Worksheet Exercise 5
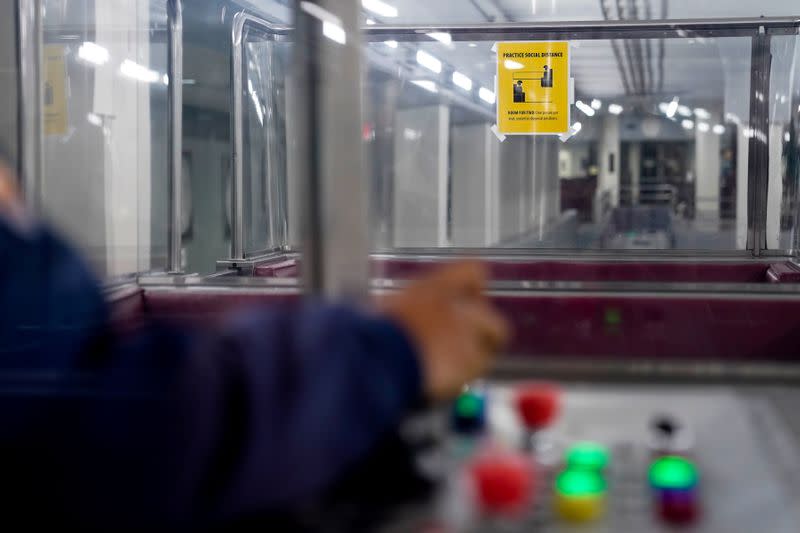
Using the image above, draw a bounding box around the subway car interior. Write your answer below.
[3,0,800,530]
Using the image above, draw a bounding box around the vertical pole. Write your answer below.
[16,0,43,210]
[747,28,771,256]
[167,0,184,272]
[231,13,246,260]
[293,0,368,297]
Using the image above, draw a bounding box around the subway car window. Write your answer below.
[769,33,800,250]
[367,36,757,251]
[38,0,170,278]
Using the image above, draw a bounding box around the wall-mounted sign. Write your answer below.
[496,41,570,135]
[44,45,68,136]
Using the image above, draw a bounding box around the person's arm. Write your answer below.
[0,157,508,529]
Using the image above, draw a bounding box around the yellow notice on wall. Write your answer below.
[44,45,68,136]
[496,41,570,135]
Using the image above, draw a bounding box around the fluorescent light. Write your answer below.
[403,128,422,141]
[786,132,791,142]
[322,21,346,44]
[468,43,477,48]
[678,105,692,117]
[504,59,524,70]
[694,107,711,120]
[411,79,437,93]
[416,50,442,73]
[573,121,583,132]
[384,40,398,49]
[590,99,602,110]
[575,100,595,117]
[681,119,694,130]
[162,74,169,86]
[479,87,496,104]
[362,0,398,17]
[608,103,623,115]
[725,112,741,125]
[78,42,109,66]
[712,124,726,135]
[697,122,710,133]
[120,59,160,83]
[428,32,452,46]
[86,113,103,127]
[452,71,473,92]
[666,98,679,118]
[658,102,669,113]
[532,0,537,13]
[366,18,376,25]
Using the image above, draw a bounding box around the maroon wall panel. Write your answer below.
[118,289,800,362]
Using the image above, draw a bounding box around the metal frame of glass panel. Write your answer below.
[223,16,799,269]
[167,0,184,273]
[228,13,290,262]
[15,0,186,272]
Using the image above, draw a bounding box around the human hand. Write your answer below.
[380,262,510,403]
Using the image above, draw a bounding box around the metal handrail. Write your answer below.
[362,16,800,41]
[16,0,43,209]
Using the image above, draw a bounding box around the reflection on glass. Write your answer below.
[768,35,800,250]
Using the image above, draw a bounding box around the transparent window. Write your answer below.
[39,0,170,278]
[366,35,754,251]
[241,27,291,256]
[768,34,800,251]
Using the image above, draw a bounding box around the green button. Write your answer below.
[649,456,698,490]
[455,392,483,419]
[556,468,607,497]
[565,442,610,471]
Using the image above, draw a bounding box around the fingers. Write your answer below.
[459,300,511,360]
[0,162,20,209]
[422,261,488,299]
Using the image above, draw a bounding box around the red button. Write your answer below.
[515,383,561,431]
[470,453,535,516]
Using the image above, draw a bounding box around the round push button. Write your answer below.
[565,442,610,472]
[452,390,486,434]
[470,453,535,516]
[554,469,606,523]
[515,383,561,431]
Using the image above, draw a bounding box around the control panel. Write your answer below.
[385,384,800,533]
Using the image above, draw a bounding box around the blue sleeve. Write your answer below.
[0,221,423,528]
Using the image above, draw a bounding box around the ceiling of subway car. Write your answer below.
[357,0,798,119]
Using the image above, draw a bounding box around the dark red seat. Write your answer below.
[766,262,800,283]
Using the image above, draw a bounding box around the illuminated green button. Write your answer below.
[556,469,607,497]
[565,442,610,471]
[455,392,483,419]
[649,456,698,490]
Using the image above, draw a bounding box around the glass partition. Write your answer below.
[768,34,800,251]
[240,26,291,256]
[365,34,755,252]
[39,0,171,278]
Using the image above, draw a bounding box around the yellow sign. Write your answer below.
[44,45,68,136]
[496,41,570,135]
